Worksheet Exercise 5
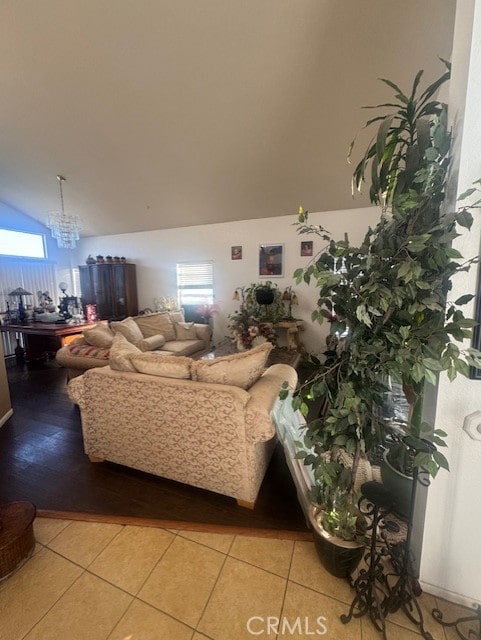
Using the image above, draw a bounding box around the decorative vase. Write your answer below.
[380,449,412,519]
[311,508,364,578]
[255,288,275,306]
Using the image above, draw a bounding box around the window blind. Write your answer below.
[176,261,214,306]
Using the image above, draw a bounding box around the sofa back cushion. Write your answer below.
[131,353,193,379]
[191,342,272,389]
[109,333,142,372]
[175,321,196,340]
[133,312,177,341]
[83,323,115,347]
[110,317,144,344]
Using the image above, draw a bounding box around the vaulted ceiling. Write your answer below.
[0,1,456,238]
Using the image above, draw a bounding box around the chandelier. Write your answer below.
[47,175,81,249]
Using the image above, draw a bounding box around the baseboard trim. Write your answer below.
[36,509,312,541]
[420,579,481,610]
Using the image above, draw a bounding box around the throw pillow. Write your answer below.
[168,310,185,324]
[133,312,176,341]
[109,333,141,372]
[110,317,144,344]
[68,344,110,360]
[136,334,166,352]
[131,353,193,379]
[83,323,115,348]
[175,321,196,340]
[191,342,273,389]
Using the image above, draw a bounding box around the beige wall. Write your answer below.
[72,205,381,353]
[420,0,481,608]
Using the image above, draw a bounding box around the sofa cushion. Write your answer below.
[83,323,115,348]
[109,333,141,372]
[133,312,176,341]
[110,317,144,344]
[162,340,206,357]
[136,334,166,352]
[131,353,193,379]
[175,321,195,340]
[191,342,273,389]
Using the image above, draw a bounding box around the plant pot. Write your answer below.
[310,508,364,578]
[380,449,412,519]
[255,288,275,306]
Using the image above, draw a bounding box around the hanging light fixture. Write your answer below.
[47,175,81,249]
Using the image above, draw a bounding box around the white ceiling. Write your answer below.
[0,1,456,238]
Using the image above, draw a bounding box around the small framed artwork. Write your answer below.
[259,243,284,277]
[231,246,242,260]
[301,240,313,256]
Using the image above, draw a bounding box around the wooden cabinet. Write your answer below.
[79,263,138,320]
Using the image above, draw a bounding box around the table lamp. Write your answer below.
[8,287,33,323]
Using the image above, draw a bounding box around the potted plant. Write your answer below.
[228,306,276,350]
[284,62,481,571]
[244,281,286,322]
[195,302,220,324]
[348,60,481,510]
[229,282,289,350]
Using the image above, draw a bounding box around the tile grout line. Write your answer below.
[43,533,201,638]
[17,548,93,640]
[193,532,236,635]
[275,537,298,640]
[123,527,178,600]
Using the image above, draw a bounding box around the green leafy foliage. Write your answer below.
[349,60,451,208]
[291,64,480,523]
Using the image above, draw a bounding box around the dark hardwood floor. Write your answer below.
[0,357,309,535]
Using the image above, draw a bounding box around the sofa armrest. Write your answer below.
[245,363,298,443]
[67,374,85,406]
[193,323,212,349]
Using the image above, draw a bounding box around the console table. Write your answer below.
[261,320,306,354]
[0,321,96,364]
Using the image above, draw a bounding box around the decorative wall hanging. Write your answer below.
[231,246,242,260]
[259,243,284,277]
[301,240,313,256]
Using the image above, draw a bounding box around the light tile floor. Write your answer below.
[0,517,476,640]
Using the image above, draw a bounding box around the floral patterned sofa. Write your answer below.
[56,310,212,378]
[68,342,298,507]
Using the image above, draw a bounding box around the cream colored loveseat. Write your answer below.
[68,343,298,507]
[56,310,212,378]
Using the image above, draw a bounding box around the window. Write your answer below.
[176,261,214,307]
[0,228,46,259]
[0,257,57,316]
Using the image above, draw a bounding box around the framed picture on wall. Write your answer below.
[259,243,284,277]
[300,240,313,256]
[231,246,242,260]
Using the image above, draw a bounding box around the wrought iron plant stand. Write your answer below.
[431,604,481,640]
[341,437,442,639]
